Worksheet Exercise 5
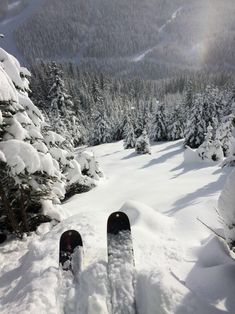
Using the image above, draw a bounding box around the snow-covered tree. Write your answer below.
[0,48,58,236]
[0,48,100,238]
[217,116,234,157]
[135,129,151,154]
[150,104,167,142]
[167,106,184,141]
[184,80,193,111]
[184,94,206,148]
[197,124,223,162]
[123,116,136,149]
[48,62,81,146]
[184,86,228,148]
[90,110,112,145]
[77,150,104,181]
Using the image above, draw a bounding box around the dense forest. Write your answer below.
[29,61,235,155]
[12,0,235,79]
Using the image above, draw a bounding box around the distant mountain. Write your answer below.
[1,0,235,79]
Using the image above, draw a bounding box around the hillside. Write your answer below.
[0,140,234,313]
[1,0,235,78]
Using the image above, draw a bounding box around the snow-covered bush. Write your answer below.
[197,124,223,162]
[135,130,151,155]
[184,146,202,163]
[77,150,104,181]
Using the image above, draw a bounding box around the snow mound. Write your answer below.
[184,146,203,163]
[120,200,173,234]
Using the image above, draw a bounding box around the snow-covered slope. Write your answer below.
[0,140,233,314]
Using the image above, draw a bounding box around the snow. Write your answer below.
[0,139,233,313]
[0,65,18,102]
[4,116,29,141]
[18,92,44,126]
[0,48,28,90]
[0,139,41,175]
[218,169,235,246]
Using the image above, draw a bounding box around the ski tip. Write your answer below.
[60,229,83,248]
[107,211,131,234]
[59,230,83,270]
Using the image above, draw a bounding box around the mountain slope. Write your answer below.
[0,0,44,64]
[1,0,235,78]
[0,140,233,313]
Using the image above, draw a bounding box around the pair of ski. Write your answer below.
[59,211,137,314]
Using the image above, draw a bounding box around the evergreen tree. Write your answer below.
[217,116,234,157]
[90,110,112,145]
[184,94,205,148]
[0,52,57,237]
[133,109,145,138]
[123,117,136,149]
[48,62,81,146]
[167,106,184,141]
[150,104,167,142]
[0,48,100,239]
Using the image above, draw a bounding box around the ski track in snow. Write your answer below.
[7,1,21,12]
[131,7,182,63]
[0,140,234,314]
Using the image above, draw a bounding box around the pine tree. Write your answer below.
[0,48,98,238]
[150,104,167,142]
[184,94,206,148]
[90,110,111,145]
[123,117,136,149]
[167,106,184,141]
[48,62,81,146]
[0,51,57,236]
[217,116,234,157]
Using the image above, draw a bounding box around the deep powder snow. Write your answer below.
[0,139,234,314]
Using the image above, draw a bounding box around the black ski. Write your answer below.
[59,230,83,274]
[107,211,137,314]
